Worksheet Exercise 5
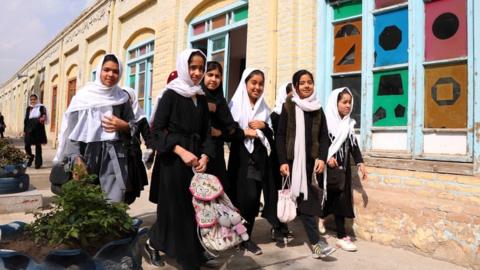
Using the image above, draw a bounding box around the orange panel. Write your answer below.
[424,63,467,128]
[333,20,362,73]
[212,15,226,30]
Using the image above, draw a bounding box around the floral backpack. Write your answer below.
[189,173,249,256]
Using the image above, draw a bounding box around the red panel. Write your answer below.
[375,0,407,9]
[425,0,467,61]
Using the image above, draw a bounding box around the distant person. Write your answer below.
[24,94,48,169]
[0,112,5,138]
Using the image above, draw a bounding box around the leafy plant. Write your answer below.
[26,169,134,248]
[0,138,27,167]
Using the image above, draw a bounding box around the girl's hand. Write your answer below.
[102,115,129,133]
[208,102,217,113]
[248,120,265,130]
[314,159,325,173]
[73,156,88,181]
[280,163,290,176]
[174,145,198,166]
[211,127,222,137]
[358,163,368,181]
[244,128,257,138]
[327,157,338,168]
[194,154,209,173]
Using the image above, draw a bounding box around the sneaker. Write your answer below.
[336,236,357,252]
[318,219,326,234]
[312,241,336,259]
[144,239,164,266]
[241,240,263,255]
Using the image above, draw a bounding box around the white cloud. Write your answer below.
[0,0,89,84]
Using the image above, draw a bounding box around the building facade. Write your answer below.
[0,0,479,268]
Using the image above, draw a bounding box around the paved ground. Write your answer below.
[0,136,468,270]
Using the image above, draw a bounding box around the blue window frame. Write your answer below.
[125,40,154,119]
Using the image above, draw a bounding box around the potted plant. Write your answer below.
[0,138,28,194]
[0,169,146,269]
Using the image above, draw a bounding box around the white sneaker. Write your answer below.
[336,236,357,252]
[318,219,326,234]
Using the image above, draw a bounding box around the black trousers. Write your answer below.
[335,215,347,239]
[299,213,324,245]
[25,142,42,167]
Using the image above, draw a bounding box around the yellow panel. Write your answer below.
[424,63,467,128]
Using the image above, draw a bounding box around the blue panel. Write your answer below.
[374,8,408,67]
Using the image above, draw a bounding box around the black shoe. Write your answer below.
[241,240,263,255]
[201,251,221,268]
[34,165,42,169]
[27,155,34,167]
[144,240,163,266]
[270,228,285,244]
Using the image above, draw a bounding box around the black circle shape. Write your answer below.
[432,12,459,40]
[379,26,402,51]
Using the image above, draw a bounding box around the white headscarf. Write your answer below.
[164,49,206,98]
[229,68,271,153]
[53,54,129,162]
[122,86,146,123]
[290,82,321,200]
[272,82,291,115]
[321,87,356,206]
[149,49,206,123]
[325,87,356,160]
[28,94,49,125]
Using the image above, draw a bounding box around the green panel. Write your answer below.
[212,38,225,51]
[333,2,362,20]
[234,6,248,22]
[372,68,408,126]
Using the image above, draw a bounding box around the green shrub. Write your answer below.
[27,172,134,248]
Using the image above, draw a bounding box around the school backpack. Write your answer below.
[189,172,249,256]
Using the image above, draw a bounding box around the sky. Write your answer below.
[0,0,96,84]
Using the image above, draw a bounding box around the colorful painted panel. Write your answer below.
[193,23,205,36]
[375,0,407,9]
[234,6,248,22]
[374,8,408,67]
[333,19,362,73]
[424,63,467,128]
[332,75,361,128]
[212,15,226,30]
[425,0,467,61]
[372,69,408,126]
[333,1,362,21]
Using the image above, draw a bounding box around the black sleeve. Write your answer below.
[137,118,151,147]
[317,109,330,162]
[275,104,288,165]
[24,108,29,132]
[351,137,364,165]
[148,91,181,154]
[199,99,215,159]
[270,112,279,135]
[40,106,47,117]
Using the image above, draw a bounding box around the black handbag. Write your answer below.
[327,166,346,192]
[49,163,72,195]
[326,141,349,192]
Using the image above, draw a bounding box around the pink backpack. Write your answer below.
[189,173,249,256]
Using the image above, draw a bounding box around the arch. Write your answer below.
[185,0,238,23]
[123,27,155,50]
[66,64,78,79]
[51,74,59,84]
[89,50,106,64]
